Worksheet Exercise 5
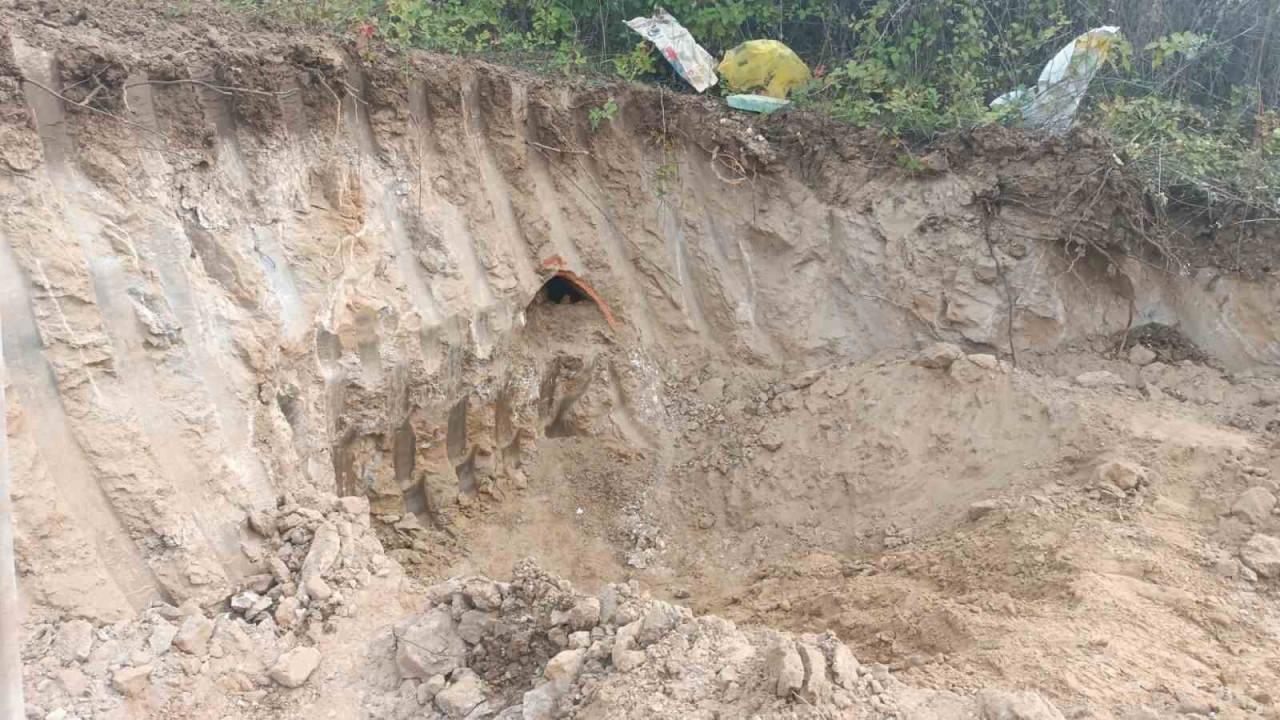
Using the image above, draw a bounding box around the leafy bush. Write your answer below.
[226,0,1280,215]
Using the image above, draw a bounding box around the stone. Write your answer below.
[247,510,277,537]
[457,610,495,645]
[268,557,292,584]
[462,578,504,611]
[967,354,1000,371]
[797,642,830,702]
[111,665,152,697]
[396,609,467,679]
[173,614,214,656]
[275,597,301,629]
[612,621,646,672]
[230,591,261,613]
[637,604,681,646]
[1239,534,1280,578]
[53,620,94,663]
[244,573,275,594]
[1232,487,1278,524]
[148,620,177,656]
[913,342,964,369]
[56,666,89,697]
[765,638,804,698]
[434,669,486,718]
[269,646,321,688]
[1128,345,1158,366]
[339,495,370,516]
[976,689,1066,719]
[1095,460,1148,492]
[566,597,601,631]
[758,426,785,452]
[568,631,591,649]
[300,523,341,588]
[522,683,558,720]
[1075,370,1126,388]
[949,356,992,384]
[304,575,333,602]
[544,648,586,690]
[830,642,860,689]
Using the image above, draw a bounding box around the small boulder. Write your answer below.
[339,495,370,516]
[230,591,261,613]
[967,354,1001,371]
[148,620,177,656]
[1240,534,1280,578]
[53,620,95,663]
[697,377,726,403]
[1075,370,1126,388]
[1128,345,1157,366]
[566,597,601,631]
[544,648,586,690]
[797,642,830,703]
[830,642,860,689]
[457,610,495,645]
[173,614,214,656]
[913,342,964,369]
[299,523,341,587]
[269,646,321,688]
[275,597,301,629]
[112,665,153,697]
[1232,487,1278,525]
[396,609,467,679]
[434,669,486,718]
[462,578,504,611]
[1095,460,1148,492]
[304,575,333,602]
[968,500,1003,521]
[765,638,804,698]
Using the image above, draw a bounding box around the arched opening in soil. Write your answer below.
[531,270,617,328]
[541,274,587,304]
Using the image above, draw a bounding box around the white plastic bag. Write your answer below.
[626,8,718,93]
[992,26,1121,134]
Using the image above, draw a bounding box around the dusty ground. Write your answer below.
[2,1,1280,719]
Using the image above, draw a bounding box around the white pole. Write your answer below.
[0,312,25,718]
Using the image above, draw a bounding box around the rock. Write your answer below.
[1128,345,1157,366]
[1239,534,1280,578]
[396,609,467,679]
[797,642,830,702]
[269,646,321,688]
[697,377,726,402]
[53,620,94,663]
[1095,460,1148,492]
[247,510,277,537]
[565,597,601,631]
[522,683,558,720]
[275,597,301,629]
[638,602,683,644]
[830,642,860,689]
[544,648,586,689]
[765,638,804,698]
[173,614,214,656]
[148,620,177,656]
[611,621,646,672]
[976,689,1066,719]
[434,669,486,718]
[967,500,1003,521]
[1075,370,1126,388]
[268,557,292,584]
[230,591,261,613]
[300,523,341,587]
[967,354,1000,371]
[457,610,495,645]
[949,355,993,383]
[462,578,504,611]
[568,631,591,649]
[304,575,333,602]
[56,666,89,697]
[1232,487,1278,524]
[758,426,785,452]
[913,342,964,369]
[339,495,370,516]
[111,665,152,697]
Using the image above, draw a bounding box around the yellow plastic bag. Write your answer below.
[717,40,811,99]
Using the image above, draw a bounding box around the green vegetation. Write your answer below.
[588,97,619,131]
[228,0,1280,218]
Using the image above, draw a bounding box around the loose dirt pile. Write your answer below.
[2,2,1280,719]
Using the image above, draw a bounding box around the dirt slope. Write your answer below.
[2,2,1280,719]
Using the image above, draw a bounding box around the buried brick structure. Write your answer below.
[536,255,619,329]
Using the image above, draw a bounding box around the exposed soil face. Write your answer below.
[2,3,1280,720]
